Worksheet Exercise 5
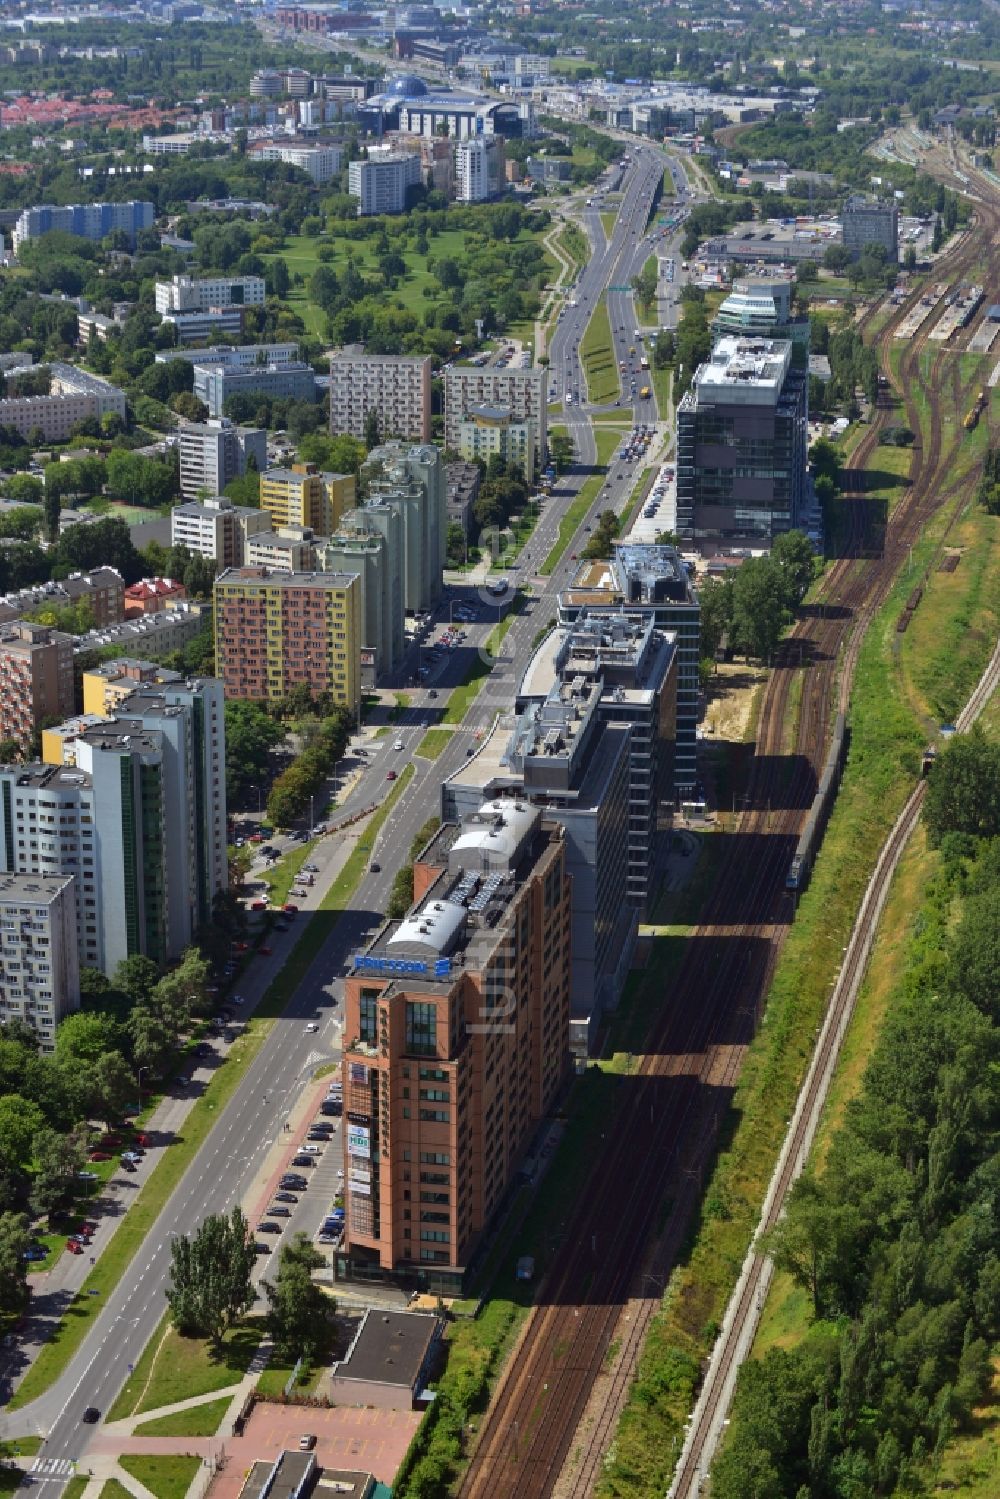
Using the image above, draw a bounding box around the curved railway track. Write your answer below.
[456,201,1000,1499]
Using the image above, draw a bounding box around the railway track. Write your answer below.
[456,203,1000,1499]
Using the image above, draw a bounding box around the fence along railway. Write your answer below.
[455,195,1000,1499]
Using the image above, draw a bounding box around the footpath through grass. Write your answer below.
[119,1455,200,1499]
[540,427,620,575]
[134,1395,233,1438]
[580,295,620,405]
[596,481,983,1496]
[108,1321,258,1421]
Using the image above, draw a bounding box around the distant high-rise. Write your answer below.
[675,336,808,549]
[841,195,898,263]
[13,201,154,253]
[348,152,421,215]
[328,349,432,443]
[178,418,267,501]
[154,274,266,315]
[318,519,405,680]
[361,442,446,614]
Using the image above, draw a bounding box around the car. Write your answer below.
[250,899,267,911]
[82,1408,101,1424]
[69,1233,91,1246]
[301,1143,323,1155]
[80,1220,98,1234]
[283,903,298,914]
[305,1022,319,1034]
[176,1074,191,1087]
[299,1435,317,1452]
[428,688,439,699]
[89,1150,111,1162]
[121,1160,138,1172]
[290,1154,315,1168]
[308,1131,331,1142]
[267,1205,292,1217]
[23,1245,47,1261]
[320,1101,341,1116]
[231,995,246,1006]
[386,770,397,781]
[253,1242,272,1255]
[311,1118,334,1130]
[370,861,381,873]
[274,1190,298,1203]
[303,863,319,873]
[257,1221,282,1234]
[393,738,404,751]
[259,944,273,956]
[66,1240,84,1254]
[75,1170,98,1182]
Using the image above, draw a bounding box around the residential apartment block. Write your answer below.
[158,344,300,373]
[0,568,124,630]
[214,567,362,714]
[339,800,571,1292]
[329,349,432,443]
[81,657,187,718]
[259,464,355,534]
[0,364,127,444]
[0,622,75,750]
[318,520,405,680]
[841,195,898,263]
[155,275,267,315]
[161,309,245,345]
[457,405,535,482]
[177,418,268,500]
[444,365,548,467]
[171,495,271,567]
[0,873,79,1048]
[348,152,421,215]
[252,140,343,183]
[13,200,154,254]
[454,137,505,202]
[360,442,446,614]
[245,527,317,573]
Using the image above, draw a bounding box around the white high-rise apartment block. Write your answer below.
[454,137,504,202]
[348,153,421,216]
[0,873,79,1049]
[329,349,432,442]
[171,496,270,567]
[155,274,266,316]
[254,141,343,183]
[178,418,268,500]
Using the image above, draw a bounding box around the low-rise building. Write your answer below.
[0,364,127,444]
[193,360,316,419]
[244,527,317,573]
[155,274,266,315]
[124,577,187,617]
[444,365,548,467]
[161,308,245,344]
[75,604,208,661]
[0,568,124,629]
[328,1310,443,1409]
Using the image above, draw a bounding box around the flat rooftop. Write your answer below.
[0,872,73,904]
[693,336,792,399]
[333,1310,439,1392]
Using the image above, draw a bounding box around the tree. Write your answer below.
[760,1174,862,1319]
[113,954,160,1008]
[0,1211,31,1314]
[55,1010,122,1065]
[30,1127,86,1222]
[0,1095,45,1168]
[224,700,283,802]
[152,948,213,1021]
[924,732,1000,843]
[949,888,1000,1021]
[91,1052,135,1129]
[729,558,788,662]
[549,432,574,473]
[166,1207,257,1346]
[263,1233,331,1359]
[770,531,816,606]
[823,243,851,272]
[698,576,733,661]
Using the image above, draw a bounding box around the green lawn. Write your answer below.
[651,363,672,424]
[134,1396,233,1438]
[580,295,620,405]
[601,210,618,240]
[442,611,517,725]
[416,728,453,759]
[108,1322,259,1422]
[540,427,621,575]
[119,1456,201,1499]
[98,1483,133,1499]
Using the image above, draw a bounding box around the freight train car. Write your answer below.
[786,712,849,893]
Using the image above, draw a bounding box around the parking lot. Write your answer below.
[208,1403,422,1499]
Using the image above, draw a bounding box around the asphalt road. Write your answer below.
[1,144,691,1486]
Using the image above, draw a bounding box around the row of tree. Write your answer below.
[266,707,353,831]
[714,737,1000,1497]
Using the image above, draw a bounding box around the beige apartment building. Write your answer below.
[0,621,75,749]
[329,349,432,443]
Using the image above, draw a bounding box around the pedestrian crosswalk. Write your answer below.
[28,1458,76,1481]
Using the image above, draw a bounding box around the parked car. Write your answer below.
[267,1206,292,1218]
[257,1221,282,1235]
[82,1408,100,1424]
[274,1191,298,1204]
[66,1240,84,1254]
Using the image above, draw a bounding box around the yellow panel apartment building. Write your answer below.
[213,566,362,715]
[258,464,355,535]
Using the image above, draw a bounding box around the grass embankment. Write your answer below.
[442,608,519,725]
[580,295,620,405]
[651,363,672,425]
[107,1319,259,1422]
[98,1482,132,1499]
[596,479,991,1495]
[415,728,453,759]
[601,210,618,240]
[557,221,589,278]
[540,427,621,575]
[118,1455,201,1499]
[636,254,658,323]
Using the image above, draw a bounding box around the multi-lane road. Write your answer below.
[1,142,697,1488]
